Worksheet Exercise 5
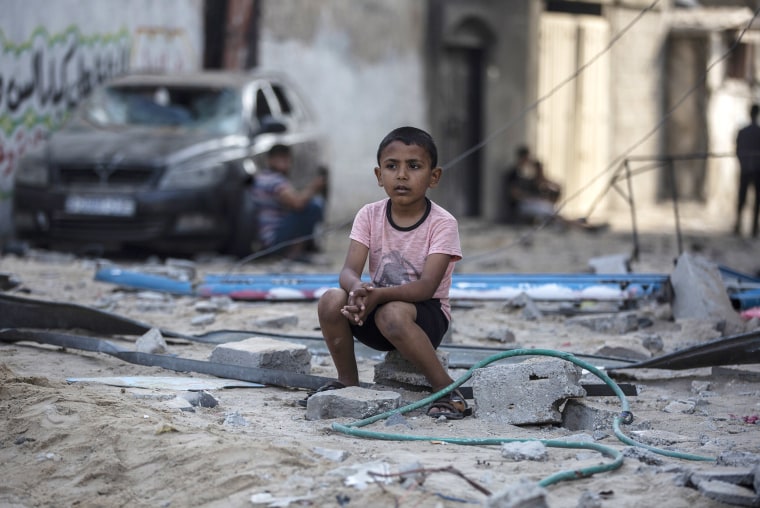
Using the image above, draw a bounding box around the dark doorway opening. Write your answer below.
[439,46,484,217]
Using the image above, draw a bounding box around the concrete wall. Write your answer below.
[606,2,668,215]
[0,0,204,240]
[258,0,428,225]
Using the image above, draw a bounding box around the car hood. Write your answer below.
[46,125,247,166]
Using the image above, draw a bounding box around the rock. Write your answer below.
[567,312,640,335]
[305,386,400,421]
[135,327,167,354]
[485,480,548,508]
[472,358,585,425]
[670,252,744,335]
[373,350,449,390]
[486,328,517,343]
[500,441,548,461]
[210,336,312,374]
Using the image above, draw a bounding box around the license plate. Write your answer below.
[65,195,136,217]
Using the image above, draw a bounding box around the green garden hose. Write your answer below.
[331,348,714,490]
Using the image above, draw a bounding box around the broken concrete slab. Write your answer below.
[373,350,449,391]
[484,480,549,508]
[562,399,619,432]
[251,312,299,329]
[694,479,759,507]
[209,336,312,374]
[717,451,760,468]
[472,358,585,425]
[566,312,641,335]
[500,441,548,461]
[305,386,400,420]
[670,252,745,335]
[311,446,350,462]
[690,467,757,488]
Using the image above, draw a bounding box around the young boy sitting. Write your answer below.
[314,126,470,419]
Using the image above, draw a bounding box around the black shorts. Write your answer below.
[349,299,449,352]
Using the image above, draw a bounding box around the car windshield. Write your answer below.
[83,84,243,135]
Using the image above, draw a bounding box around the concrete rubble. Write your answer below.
[671,252,746,335]
[209,336,312,374]
[373,349,449,390]
[305,386,401,421]
[471,358,586,425]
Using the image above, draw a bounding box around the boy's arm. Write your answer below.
[339,240,369,292]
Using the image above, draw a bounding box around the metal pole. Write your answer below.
[624,160,640,262]
[667,158,683,256]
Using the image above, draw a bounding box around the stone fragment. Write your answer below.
[717,451,760,468]
[484,480,548,508]
[670,252,744,334]
[694,479,758,507]
[486,328,517,344]
[562,399,619,432]
[312,446,350,462]
[566,312,640,335]
[373,350,449,390]
[305,386,400,421]
[500,441,548,461]
[135,327,167,354]
[191,314,216,327]
[210,336,311,374]
[576,490,603,508]
[690,467,756,488]
[251,312,299,329]
[183,390,218,408]
[640,333,664,354]
[663,399,696,414]
[622,446,664,466]
[223,411,249,427]
[472,358,585,425]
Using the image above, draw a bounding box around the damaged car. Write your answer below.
[12,71,324,256]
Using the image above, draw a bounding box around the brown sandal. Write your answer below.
[426,389,472,420]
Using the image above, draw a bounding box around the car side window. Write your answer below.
[255,88,272,120]
[271,84,292,115]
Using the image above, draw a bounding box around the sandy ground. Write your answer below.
[2,205,760,507]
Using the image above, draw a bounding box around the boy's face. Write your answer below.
[374,141,441,207]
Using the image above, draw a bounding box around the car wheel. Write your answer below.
[225,190,258,258]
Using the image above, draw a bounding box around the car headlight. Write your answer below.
[14,157,49,187]
[159,161,228,189]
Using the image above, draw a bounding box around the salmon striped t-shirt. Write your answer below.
[349,198,462,321]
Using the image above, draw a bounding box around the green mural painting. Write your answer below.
[0,25,131,194]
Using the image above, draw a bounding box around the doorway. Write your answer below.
[436,46,485,218]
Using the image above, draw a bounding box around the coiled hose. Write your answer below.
[331,348,714,488]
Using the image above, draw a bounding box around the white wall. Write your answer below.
[258,0,428,225]
[0,0,204,239]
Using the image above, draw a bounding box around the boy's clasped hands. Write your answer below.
[340,283,376,326]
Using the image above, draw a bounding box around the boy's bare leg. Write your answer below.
[373,301,454,392]
[317,288,360,387]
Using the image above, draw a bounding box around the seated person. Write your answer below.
[252,144,327,260]
[504,146,561,224]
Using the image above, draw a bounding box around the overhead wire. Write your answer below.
[461,3,760,266]
[235,0,664,268]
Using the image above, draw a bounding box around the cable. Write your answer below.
[330,349,714,492]
[233,2,663,267]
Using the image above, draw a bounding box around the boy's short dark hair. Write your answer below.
[268,144,291,158]
[377,126,438,168]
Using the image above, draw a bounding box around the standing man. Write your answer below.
[735,104,760,237]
